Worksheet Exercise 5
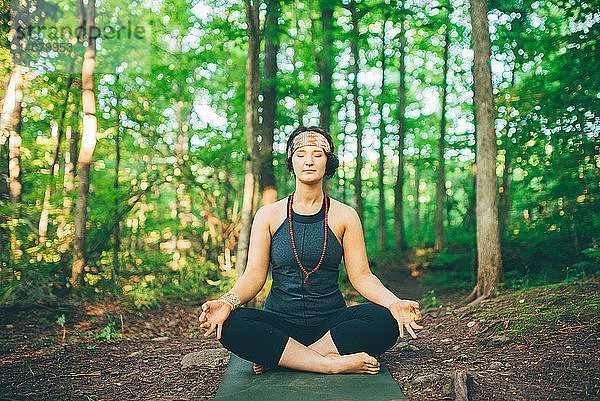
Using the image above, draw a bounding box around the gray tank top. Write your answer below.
[263,194,347,327]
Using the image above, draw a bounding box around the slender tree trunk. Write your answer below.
[236,0,261,278]
[498,66,516,237]
[112,76,122,279]
[317,0,334,133]
[174,101,188,275]
[435,31,450,251]
[259,0,280,207]
[72,0,97,287]
[39,76,74,243]
[38,121,60,245]
[293,0,305,126]
[350,0,364,222]
[394,21,408,252]
[498,124,512,237]
[378,21,387,250]
[1,66,24,263]
[340,109,348,203]
[467,0,504,301]
[413,160,421,246]
[57,98,80,251]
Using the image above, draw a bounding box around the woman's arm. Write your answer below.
[225,205,272,304]
[342,207,423,338]
[341,207,402,308]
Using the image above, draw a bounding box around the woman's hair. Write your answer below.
[286,126,339,178]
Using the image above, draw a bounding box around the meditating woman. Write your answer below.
[199,126,423,375]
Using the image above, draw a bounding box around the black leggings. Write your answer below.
[219,303,400,367]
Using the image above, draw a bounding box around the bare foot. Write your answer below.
[252,362,274,375]
[326,352,380,375]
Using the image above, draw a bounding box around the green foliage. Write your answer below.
[0,264,58,306]
[0,0,597,308]
[95,315,121,341]
[420,289,440,310]
[56,314,66,343]
[564,238,600,282]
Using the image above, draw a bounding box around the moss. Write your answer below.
[472,281,600,339]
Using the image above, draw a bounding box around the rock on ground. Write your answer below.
[181,348,231,368]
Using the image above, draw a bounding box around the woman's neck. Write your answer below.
[292,184,324,209]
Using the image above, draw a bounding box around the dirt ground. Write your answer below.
[1,278,599,400]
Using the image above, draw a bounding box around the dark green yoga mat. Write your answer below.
[211,353,408,401]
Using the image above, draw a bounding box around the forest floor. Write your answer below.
[1,267,599,400]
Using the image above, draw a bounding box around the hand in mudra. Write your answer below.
[198,300,232,340]
[388,300,424,339]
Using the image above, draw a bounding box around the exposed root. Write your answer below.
[467,294,488,308]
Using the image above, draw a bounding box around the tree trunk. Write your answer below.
[350,0,364,222]
[39,76,73,243]
[174,100,189,276]
[378,21,387,251]
[259,0,280,207]
[57,99,80,252]
[72,0,97,288]
[413,160,421,246]
[293,0,306,127]
[340,110,348,203]
[435,31,450,251]
[112,76,122,280]
[498,125,512,237]
[394,20,407,252]
[468,0,504,300]
[317,0,334,133]
[0,66,24,263]
[498,65,516,238]
[236,0,261,278]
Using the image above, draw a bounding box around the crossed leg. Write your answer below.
[253,330,341,374]
[221,304,396,375]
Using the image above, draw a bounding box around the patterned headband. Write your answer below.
[287,131,332,157]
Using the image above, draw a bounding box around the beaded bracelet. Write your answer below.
[219,291,241,310]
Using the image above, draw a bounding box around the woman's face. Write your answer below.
[291,145,327,183]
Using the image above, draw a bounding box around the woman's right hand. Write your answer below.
[198,299,232,340]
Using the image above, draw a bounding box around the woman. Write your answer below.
[199,126,423,375]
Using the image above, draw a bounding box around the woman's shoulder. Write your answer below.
[255,197,288,229]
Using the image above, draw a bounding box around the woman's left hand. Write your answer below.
[388,300,424,339]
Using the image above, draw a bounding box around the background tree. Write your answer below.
[259,0,281,207]
[467,0,504,301]
[71,0,98,287]
[236,0,262,278]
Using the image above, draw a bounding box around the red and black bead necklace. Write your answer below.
[289,190,328,286]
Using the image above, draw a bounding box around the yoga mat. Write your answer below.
[211,353,408,401]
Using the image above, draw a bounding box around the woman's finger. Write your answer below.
[399,322,405,338]
[405,323,417,339]
[204,322,216,337]
[199,311,207,322]
[410,321,424,330]
[217,322,223,340]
